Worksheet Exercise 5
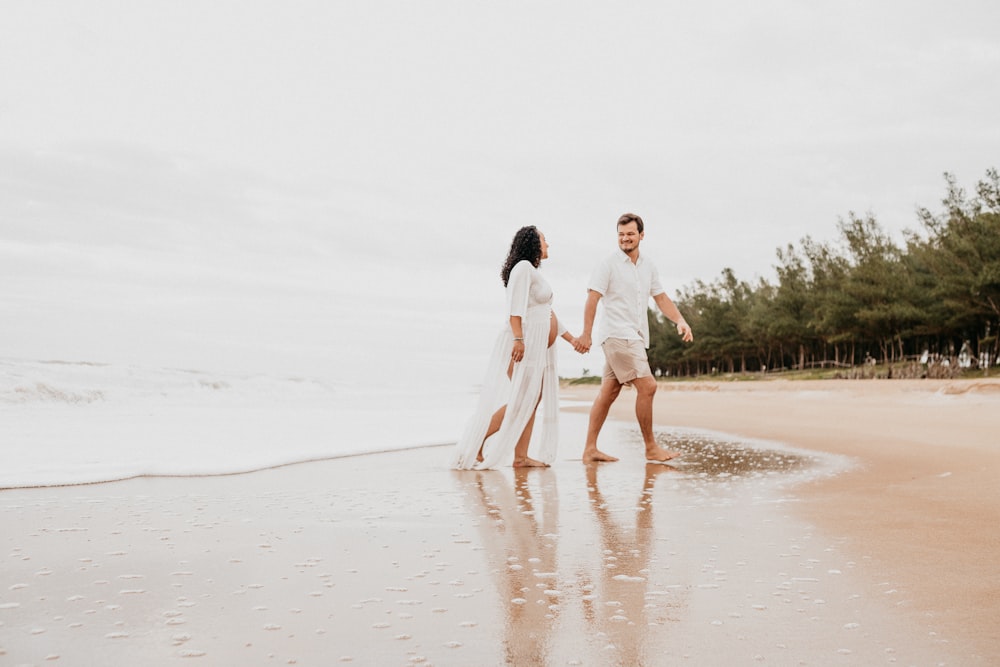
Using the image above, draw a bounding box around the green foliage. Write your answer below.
[562,375,603,385]
[653,169,1000,377]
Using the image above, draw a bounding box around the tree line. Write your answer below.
[647,169,1000,377]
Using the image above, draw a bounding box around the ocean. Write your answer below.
[1,357,470,489]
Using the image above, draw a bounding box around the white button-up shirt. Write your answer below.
[588,251,665,347]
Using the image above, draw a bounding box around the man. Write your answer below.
[577,213,694,463]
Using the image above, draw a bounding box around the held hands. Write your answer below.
[560,329,590,354]
[566,336,588,355]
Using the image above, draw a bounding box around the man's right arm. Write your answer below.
[577,289,602,353]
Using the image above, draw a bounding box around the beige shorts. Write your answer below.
[602,338,653,384]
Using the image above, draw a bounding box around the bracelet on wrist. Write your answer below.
[513,337,524,341]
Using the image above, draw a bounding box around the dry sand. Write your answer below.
[2,378,998,666]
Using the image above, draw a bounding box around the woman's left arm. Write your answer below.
[554,312,585,352]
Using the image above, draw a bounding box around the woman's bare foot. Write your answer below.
[476,446,485,463]
[513,456,549,468]
[582,448,619,463]
[645,446,681,462]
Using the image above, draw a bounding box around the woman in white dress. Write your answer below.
[451,226,581,470]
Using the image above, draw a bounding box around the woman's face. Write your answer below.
[539,231,549,260]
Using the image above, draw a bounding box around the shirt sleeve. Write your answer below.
[506,261,532,318]
[587,256,611,295]
[648,261,665,297]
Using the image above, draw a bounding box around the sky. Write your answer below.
[2,1,999,383]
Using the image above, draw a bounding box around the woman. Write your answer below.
[451,226,580,470]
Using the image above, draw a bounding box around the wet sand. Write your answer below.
[2,379,999,665]
[564,377,1000,664]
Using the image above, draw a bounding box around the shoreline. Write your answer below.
[2,378,998,664]
[0,442,457,492]
[561,377,1000,661]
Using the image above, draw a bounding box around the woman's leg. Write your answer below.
[477,358,518,461]
[512,395,544,466]
[513,338,553,467]
[476,405,506,461]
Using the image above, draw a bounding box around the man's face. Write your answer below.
[617,221,643,254]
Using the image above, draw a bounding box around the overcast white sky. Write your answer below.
[2,1,999,382]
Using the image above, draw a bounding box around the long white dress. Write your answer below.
[450,260,565,470]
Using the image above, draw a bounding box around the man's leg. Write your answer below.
[583,377,623,462]
[633,375,681,461]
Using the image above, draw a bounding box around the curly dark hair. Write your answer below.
[500,226,542,286]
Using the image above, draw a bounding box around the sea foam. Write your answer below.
[1,358,470,488]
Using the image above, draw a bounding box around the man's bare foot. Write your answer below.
[513,456,549,468]
[582,448,619,463]
[645,447,681,462]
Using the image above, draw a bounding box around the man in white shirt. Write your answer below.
[577,213,694,463]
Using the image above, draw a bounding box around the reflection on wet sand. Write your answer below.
[580,463,680,665]
[654,431,818,480]
[463,468,560,664]
[447,425,851,665]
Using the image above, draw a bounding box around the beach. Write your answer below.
[565,377,1000,664]
[3,378,999,665]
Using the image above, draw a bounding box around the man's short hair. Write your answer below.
[617,213,644,233]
